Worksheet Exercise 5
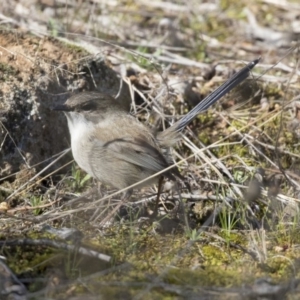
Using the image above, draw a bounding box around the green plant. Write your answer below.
[30,195,43,215]
[186,228,202,241]
[71,165,92,191]
[219,207,240,245]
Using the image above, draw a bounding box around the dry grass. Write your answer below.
[1,0,300,299]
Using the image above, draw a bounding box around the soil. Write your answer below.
[0,29,126,179]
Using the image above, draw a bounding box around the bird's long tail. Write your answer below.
[157,58,260,147]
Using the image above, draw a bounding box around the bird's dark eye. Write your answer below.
[81,102,97,111]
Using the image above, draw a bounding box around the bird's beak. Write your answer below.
[51,103,71,111]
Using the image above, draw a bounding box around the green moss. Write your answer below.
[0,62,18,80]
[166,266,246,287]
[62,41,88,54]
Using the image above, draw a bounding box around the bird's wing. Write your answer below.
[102,136,170,174]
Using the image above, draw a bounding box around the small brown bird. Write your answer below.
[53,59,259,199]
